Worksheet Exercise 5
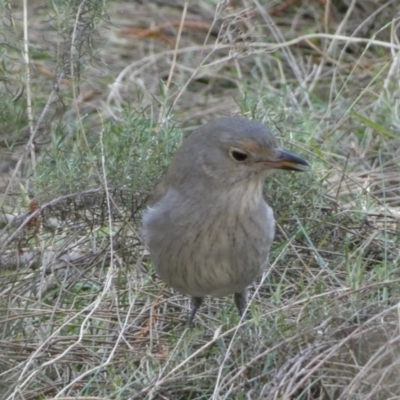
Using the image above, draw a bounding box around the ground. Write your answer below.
[1,1,400,399]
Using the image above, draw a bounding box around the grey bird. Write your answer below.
[142,117,309,323]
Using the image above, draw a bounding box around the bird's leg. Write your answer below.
[188,296,203,325]
[234,290,248,318]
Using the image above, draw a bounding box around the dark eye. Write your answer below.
[230,149,248,162]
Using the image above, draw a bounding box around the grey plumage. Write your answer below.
[142,117,309,323]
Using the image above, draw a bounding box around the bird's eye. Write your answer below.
[230,149,248,162]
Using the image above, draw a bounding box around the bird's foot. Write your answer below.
[188,296,203,325]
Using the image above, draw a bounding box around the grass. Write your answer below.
[1,0,400,399]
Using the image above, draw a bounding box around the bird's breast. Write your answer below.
[142,187,275,297]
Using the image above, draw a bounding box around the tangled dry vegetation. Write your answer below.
[1,0,400,399]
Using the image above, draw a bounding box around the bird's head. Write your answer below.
[172,117,309,189]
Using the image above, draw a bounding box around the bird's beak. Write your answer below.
[268,149,310,171]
